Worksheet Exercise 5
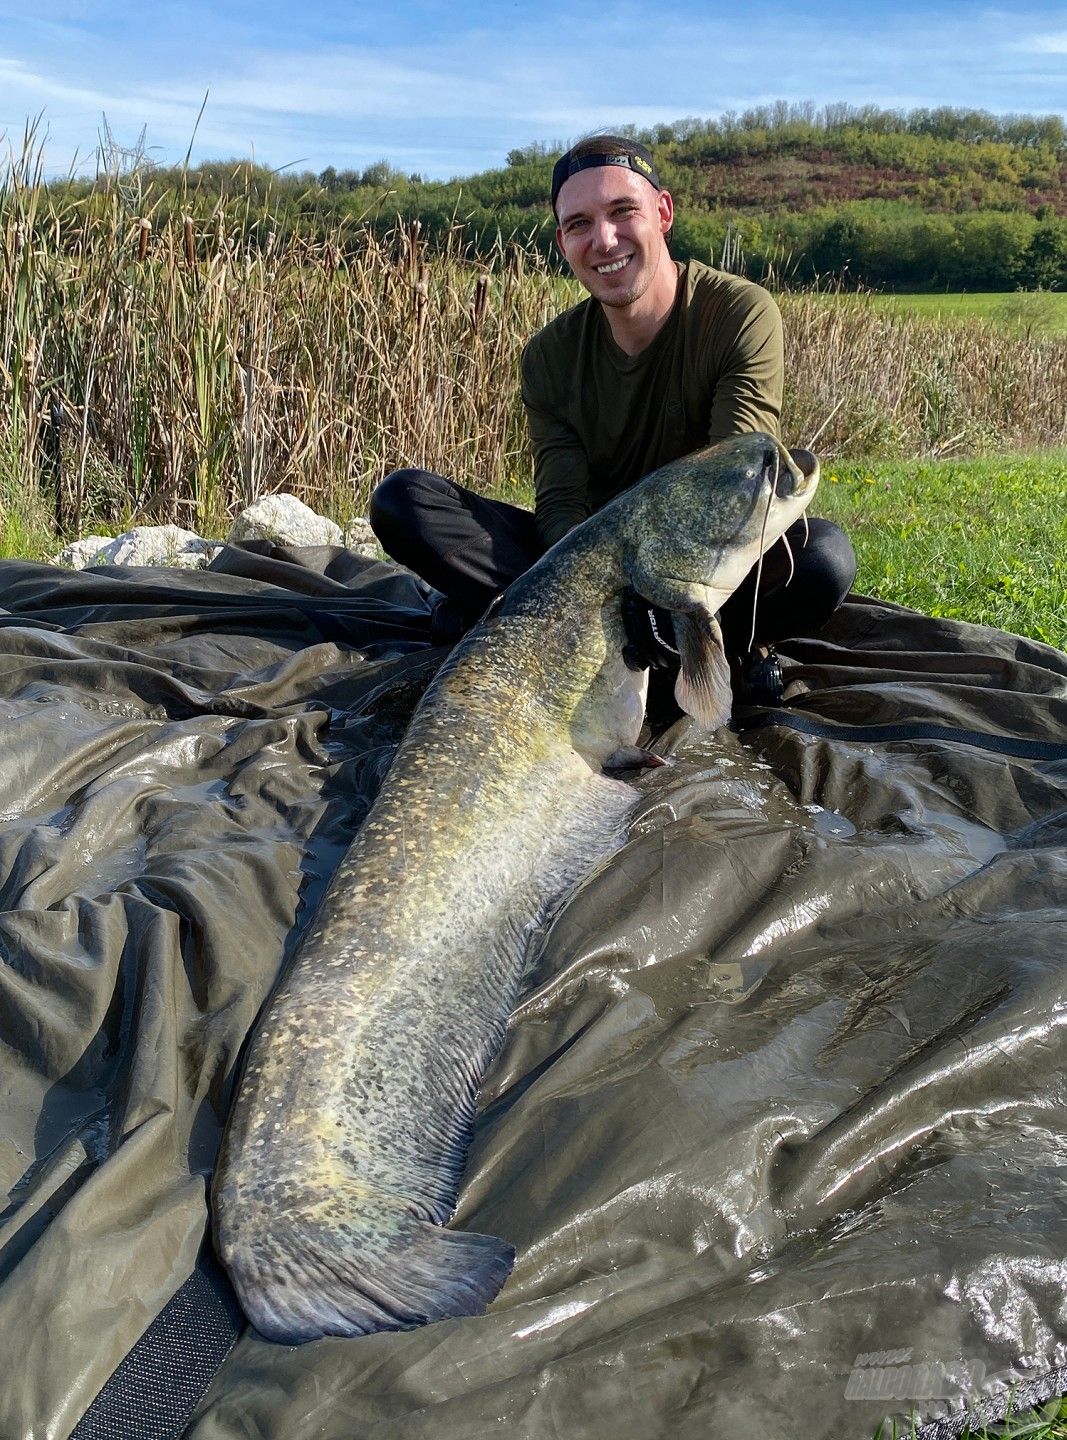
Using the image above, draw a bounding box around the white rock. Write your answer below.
[51,508,374,572]
[52,535,115,570]
[229,493,343,548]
[99,526,216,569]
[344,516,380,558]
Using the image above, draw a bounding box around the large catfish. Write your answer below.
[213,432,819,1341]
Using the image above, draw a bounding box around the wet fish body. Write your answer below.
[213,433,818,1342]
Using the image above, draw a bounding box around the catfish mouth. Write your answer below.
[771,442,819,499]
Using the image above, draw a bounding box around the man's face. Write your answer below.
[555,166,673,310]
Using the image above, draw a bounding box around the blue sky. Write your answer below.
[2,1,1067,180]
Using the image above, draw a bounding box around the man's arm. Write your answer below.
[520,343,592,549]
[705,283,784,444]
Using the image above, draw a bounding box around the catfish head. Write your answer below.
[617,432,819,729]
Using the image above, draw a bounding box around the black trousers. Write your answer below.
[370,467,857,656]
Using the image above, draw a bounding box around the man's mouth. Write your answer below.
[595,255,631,275]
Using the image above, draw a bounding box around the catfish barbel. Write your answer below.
[212,432,819,1342]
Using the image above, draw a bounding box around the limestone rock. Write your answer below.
[53,526,218,570]
[51,506,377,571]
[52,535,115,570]
[229,494,343,549]
[105,526,217,568]
[344,516,380,558]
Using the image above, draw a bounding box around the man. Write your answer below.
[370,135,855,712]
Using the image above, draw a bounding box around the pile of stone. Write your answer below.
[52,494,378,570]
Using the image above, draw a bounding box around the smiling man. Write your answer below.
[527,137,786,553]
[370,134,855,711]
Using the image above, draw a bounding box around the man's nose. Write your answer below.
[591,217,617,251]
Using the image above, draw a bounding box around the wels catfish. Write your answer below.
[213,431,819,1342]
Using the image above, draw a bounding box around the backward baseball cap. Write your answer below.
[550,137,663,216]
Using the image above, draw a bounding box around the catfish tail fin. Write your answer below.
[221,1202,515,1343]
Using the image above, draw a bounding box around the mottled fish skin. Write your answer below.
[212,433,818,1342]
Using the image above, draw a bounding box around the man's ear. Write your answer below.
[657,189,673,236]
[555,225,566,258]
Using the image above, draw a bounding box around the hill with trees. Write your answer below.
[58,103,1067,291]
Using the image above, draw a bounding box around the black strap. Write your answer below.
[734,707,1067,763]
[70,1247,243,1440]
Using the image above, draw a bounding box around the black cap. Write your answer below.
[551,138,662,216]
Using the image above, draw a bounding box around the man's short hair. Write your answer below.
[550,135,663,216]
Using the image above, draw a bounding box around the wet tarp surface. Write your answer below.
[0,545,1064,1440]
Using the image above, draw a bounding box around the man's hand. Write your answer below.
[621,586,679,671]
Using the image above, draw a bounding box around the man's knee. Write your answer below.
[797,518,857,619]
[808,519,857,599]
[369,468,444,549]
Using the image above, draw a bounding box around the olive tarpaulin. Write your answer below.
[0,544,1064,1440]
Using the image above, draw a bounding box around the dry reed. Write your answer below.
[2,143,1065,539]
[781,292,1067,458]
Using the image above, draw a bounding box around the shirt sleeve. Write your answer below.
[520,341,593,550]
[705,284,784,444]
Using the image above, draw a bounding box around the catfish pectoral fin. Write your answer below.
[222,1202,515,1343]
[673,611,733,730]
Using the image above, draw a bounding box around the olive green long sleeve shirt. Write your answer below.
[520,260,784,548]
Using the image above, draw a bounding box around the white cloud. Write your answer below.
[1011,29,1067,53]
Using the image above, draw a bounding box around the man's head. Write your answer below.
[550,136,663,218]
[552,136,674,314]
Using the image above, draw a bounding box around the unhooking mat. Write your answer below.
[0,543,1064,1440]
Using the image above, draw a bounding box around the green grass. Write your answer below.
[897,1397,1067,1440]
[815,449,1067,651]
[875,1394,1067,1439]
[866,291,1067,338]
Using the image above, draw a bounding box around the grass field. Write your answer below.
[867,290,1067,337]
[6,448,1064,656]
[889,1397,1067,1440]
[814,448,1067,651]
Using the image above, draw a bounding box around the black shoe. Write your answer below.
[428,592,502,646]
[734,645,784,706]
[428,595,473,646]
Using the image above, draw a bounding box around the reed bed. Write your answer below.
[781,292,1067,459]
[0,147,562,535]
[2,147,1066,542]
